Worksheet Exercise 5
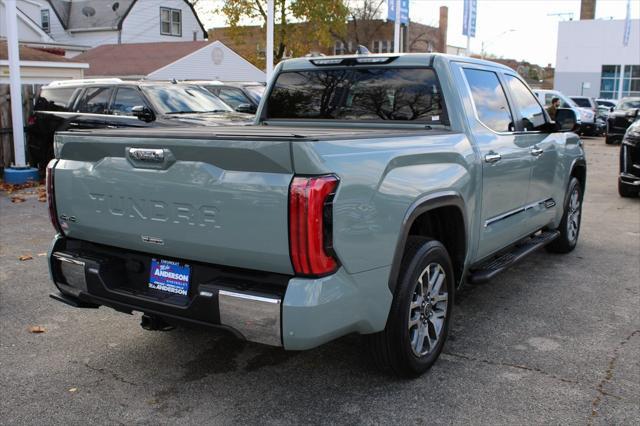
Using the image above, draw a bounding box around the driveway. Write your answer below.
[0,137,638,425]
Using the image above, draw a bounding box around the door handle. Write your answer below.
[484,152,502,163]
[530,146,544,156]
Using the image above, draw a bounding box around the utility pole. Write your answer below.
[266,0,274,81]
[5,0,26,168]
[3,0,39,183]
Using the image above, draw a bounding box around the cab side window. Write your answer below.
[504,75,546,131]
[464,68,514,133]
[112,87,146,115]
[76,87,112,114]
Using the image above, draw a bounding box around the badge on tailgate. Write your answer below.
[126,147,175,169]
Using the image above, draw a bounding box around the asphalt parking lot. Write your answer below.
[0,136,638,425]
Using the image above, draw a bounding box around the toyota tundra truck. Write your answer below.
[46,53,586,377]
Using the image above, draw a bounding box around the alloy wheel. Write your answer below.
[408,263,448,357]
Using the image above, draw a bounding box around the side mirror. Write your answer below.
[235,103,256,114]
[131,105,155,122]
[610,106,615,112]
[554,108,579,132]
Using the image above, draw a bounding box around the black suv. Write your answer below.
[27,79,253,168]
[605,97,640,144]
[619,119,640,197]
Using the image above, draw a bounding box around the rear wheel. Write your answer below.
[546,177,583,253]
[367,237,453,377]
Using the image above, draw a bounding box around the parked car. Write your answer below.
[596,99,617,109]
[571,96,597,111]
[46,53,584,377]
[27,78,253,168]
[194,81,266,114]
[619,119,640,197]
[534,89,597,135]
[571,96,607,136]
[606,97,640,144]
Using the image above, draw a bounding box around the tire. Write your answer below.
[546,177,583,253]
[618,179,638,198]
[367,237,454,378]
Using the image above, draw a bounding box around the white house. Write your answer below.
[1,0,207,57]
[554,18,640,100]
[75,40,266,82]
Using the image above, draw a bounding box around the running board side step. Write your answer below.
[468,230,560,285]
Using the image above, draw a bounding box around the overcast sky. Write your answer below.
[196,0,640,67]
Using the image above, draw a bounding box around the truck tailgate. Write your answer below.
[52,132,294,274]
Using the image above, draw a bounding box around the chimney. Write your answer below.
[580,0,596,20]
[438,6,448,53]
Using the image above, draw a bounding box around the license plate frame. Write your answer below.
[148,258,191,297]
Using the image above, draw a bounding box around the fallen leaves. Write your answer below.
[10,195,26,203]
[37,187,47,202]
[37,252,47,257]
[28,325,46,333]
[68,388,77,393]
[19,255,33,261]
[0,180,42,194]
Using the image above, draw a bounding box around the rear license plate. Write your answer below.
[148,259,190,296]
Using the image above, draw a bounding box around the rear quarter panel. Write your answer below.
[292,132,478,275]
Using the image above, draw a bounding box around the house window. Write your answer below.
[372,40,381,53]
[41,9,50,33]
[380,40,394,53]
[334,41,345,55]
[160,7,182,36]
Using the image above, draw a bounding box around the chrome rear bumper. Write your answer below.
[50,251,283,347]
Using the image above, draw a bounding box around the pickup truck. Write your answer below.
[46,53,586,377]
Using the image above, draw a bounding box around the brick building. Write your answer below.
[209,6,448,67]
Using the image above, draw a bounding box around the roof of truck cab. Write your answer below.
[279,53,514,72]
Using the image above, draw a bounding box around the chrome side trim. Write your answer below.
[218,290,282,347]
[53,252,85,266]
[485,198,555,228]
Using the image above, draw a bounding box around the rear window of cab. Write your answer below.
[266,67,446,123]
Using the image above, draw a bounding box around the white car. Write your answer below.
[534,89,598,135]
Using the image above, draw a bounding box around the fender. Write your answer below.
[387,191,468,293]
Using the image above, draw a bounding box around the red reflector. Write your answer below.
[46,160,63,234]
[289,175,339,276]
[27,115,36,125]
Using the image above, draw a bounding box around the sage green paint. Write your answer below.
[50,54,585,350]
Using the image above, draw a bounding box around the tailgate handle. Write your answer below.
[128,148,164,162]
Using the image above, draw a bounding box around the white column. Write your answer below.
[394,0,401,53]
[618,64,625,101]
[5,0,27,167]
[266,0,274,81]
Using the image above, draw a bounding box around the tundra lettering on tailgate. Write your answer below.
[88,193,219,227]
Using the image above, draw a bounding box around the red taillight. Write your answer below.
[289,175,339,276]
[27,115,36,125]
[46,161,63,234]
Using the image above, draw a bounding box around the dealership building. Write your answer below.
[554,17,640,100]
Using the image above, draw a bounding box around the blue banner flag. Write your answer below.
[463,0,477,38]
[623,0,631,46]
[388,0,409,25]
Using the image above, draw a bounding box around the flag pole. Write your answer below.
[266,0,274,81]
[394,0,401,53]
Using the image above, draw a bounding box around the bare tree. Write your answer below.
[332,0,386,52]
